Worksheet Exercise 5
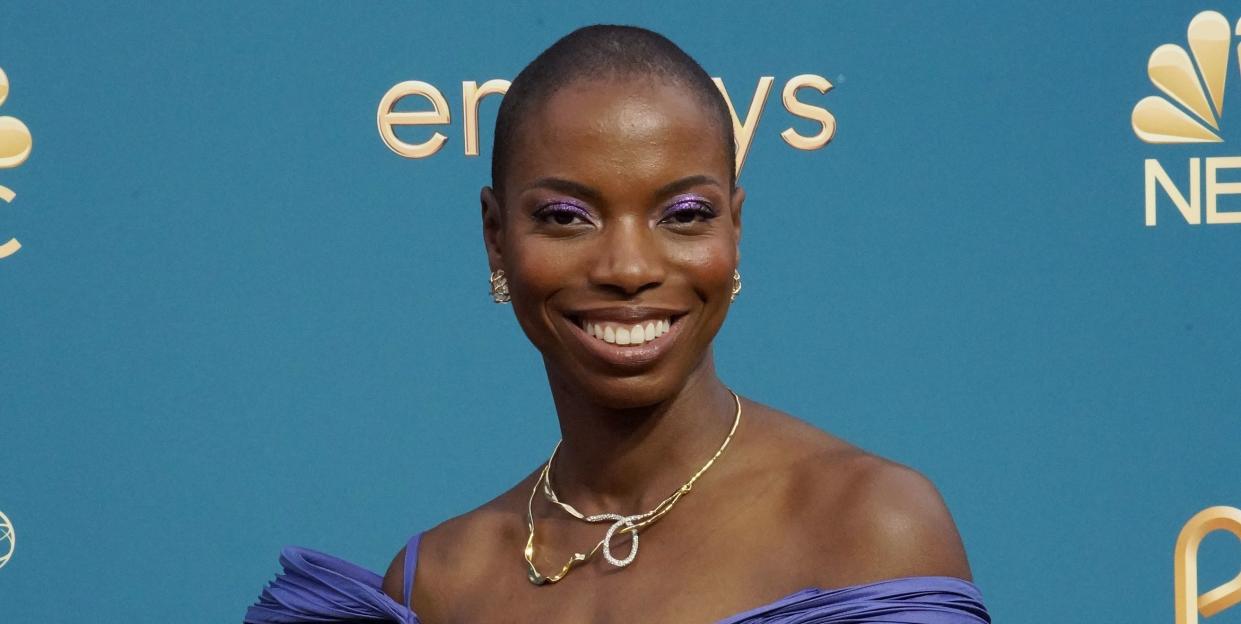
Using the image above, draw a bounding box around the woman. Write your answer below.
[247,25,991,624]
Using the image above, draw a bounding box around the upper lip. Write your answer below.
[565,306,688,323]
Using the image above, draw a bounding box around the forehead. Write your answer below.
[507,78,730,199]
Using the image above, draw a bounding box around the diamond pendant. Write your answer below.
[586,513,642,567]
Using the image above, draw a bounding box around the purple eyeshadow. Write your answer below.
[535,200,593,225]
[664,195,716,220]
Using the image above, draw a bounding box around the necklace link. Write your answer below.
[524,389,742,585]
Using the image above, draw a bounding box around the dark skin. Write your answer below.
[382,76,972,623]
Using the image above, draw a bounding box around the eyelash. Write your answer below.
[662,200,717,225]
[534,200,717,227]
[535,203,593,226]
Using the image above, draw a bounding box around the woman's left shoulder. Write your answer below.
[747,402,973,585]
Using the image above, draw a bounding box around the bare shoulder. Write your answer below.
[747,402,972,586]
[380,471,535,613]
[824,452,971,581]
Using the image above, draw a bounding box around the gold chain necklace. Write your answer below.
[524,389,742,585]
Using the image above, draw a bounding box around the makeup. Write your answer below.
[561,311,689,371]
[534,200,595,226]
[661,194,717,226]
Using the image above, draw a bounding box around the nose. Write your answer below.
[588,215,665,296]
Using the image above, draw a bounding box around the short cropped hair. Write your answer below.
[491,24,736,203]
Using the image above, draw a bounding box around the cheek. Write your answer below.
[665,238,736,296]
[509,238,577,297]
[504,238,579,345]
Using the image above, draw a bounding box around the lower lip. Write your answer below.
[563,314,687,371]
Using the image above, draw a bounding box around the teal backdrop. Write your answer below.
[1,1,1239,622]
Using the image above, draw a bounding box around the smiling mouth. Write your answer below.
[562,312,688,369]
[568,314,683,346]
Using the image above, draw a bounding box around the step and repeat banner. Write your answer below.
[1,2,1239,623]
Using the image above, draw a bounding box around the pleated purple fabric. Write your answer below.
[246,533,991,623]
[711,577,991,624]
[246,546,418,623]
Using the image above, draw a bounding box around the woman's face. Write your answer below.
[481,77,744,409]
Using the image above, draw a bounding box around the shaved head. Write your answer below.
[491,25,735,204]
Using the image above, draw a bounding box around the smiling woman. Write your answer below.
[247,24,991,624]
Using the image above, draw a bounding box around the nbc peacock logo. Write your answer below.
[1132,10,1241,226]
[1132,11,1231,144]
[0,65,33,260]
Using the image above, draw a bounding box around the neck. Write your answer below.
[541,351,738,515]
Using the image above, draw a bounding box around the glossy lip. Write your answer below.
[560,310,689,371]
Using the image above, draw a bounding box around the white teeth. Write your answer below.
[580,316,675,347]
[627,324,642,345]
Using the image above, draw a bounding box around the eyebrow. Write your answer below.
[655,174,723,198]
[526,177,603,203]
[524,174,723,203]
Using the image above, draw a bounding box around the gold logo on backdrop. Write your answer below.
[1132,11,1230,144]
[1175,506,1241,624]
[378,75,836,178]
[0,65,33,260]
[1133,11,1241,226]
[0,509,14,570]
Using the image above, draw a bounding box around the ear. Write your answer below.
[730,185,745,265]
[481,186,505,272]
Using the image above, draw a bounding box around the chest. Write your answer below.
[443,570,782,624]
[433,524,821,624]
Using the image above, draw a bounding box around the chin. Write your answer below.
[535,304,724,409]
[550,364,687,410]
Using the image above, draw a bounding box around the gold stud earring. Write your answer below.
[730,269,741,302]
[490,269,511,304]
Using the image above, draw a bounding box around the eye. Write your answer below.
[534,202,594,227]
[660,199,717,226]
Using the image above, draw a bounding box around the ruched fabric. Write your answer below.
[245,546,418,623]
[713,576,991,623]
[246,533,991,624]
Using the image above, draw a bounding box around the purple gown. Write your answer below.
[246,532,992,623]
